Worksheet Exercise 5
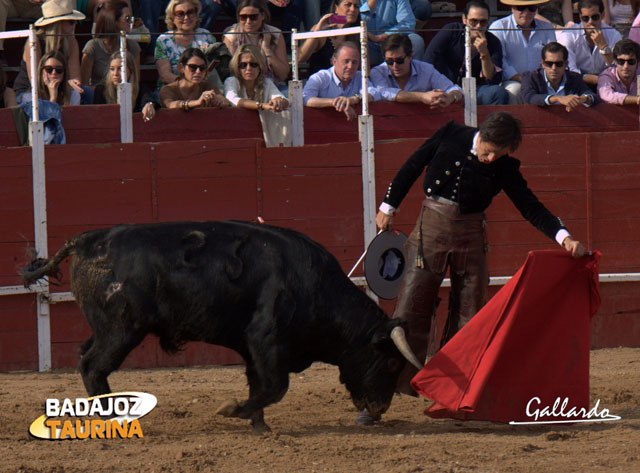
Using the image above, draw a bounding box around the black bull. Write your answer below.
[22,221,421,432]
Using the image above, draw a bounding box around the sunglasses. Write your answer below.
[615,57,638,66]
[384,56,407,66]
[43,65,64,74]
[239,61,260,70]
[174,8,196,18]
[239,13,260,22]
[580,14,601,23]
[515,5,538,12]
[543,60,565,68]
[186,63,207,72]
[466,19,489,27]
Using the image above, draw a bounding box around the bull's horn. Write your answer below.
[390,326,423,370]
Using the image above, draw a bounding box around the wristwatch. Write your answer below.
[352,93,362,104]
[599,46,612,55]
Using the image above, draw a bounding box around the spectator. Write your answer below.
[199,1,238,31]
[81,1,141,86]
[13,0,85,101]
[537,0,573,26]
[372,33,463,106]
[0,0,44,66]
[265,0,305,50]
[159,47,228,109]
[607,0,637,36]
[155,0,223,90]
[359,0,425,66]
[557,0,621,89]
[93,51,157,121]
[424,1,509,105]
[223,0,290,87]
[298,0,361,75]
[521,41,597,109]
[224,44,288,111]
[0,63,17,107]
[20,51,81,105]
[597,38,640,103]
[488,0,556,104]
[303,41,381,120]
[629,9,640,44]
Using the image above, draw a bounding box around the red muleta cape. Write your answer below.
[411,250,601,423]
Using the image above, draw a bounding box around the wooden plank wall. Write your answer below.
[1,132,639,371]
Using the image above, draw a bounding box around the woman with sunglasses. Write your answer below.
[159,47,228,110]
[13,0,85,102]
[224,44,288,111]
[223,0,290,87]
[20,51,81,105]
[155,0,222,90]
[93,51,157,122]
[81,1,140,86]
[298,0,361,75]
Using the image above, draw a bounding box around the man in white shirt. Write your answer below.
[488,0,556,103]
[557,0,621,88]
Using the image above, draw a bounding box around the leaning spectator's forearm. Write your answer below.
[622,95,640,105]
[305,97,338,108]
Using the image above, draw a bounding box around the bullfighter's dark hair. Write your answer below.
[578,0,604,13]
[464,0,490,16]
[614,39,640,60]
[478,112,522,152]
[541,42,568,61]
[381,34,413,57]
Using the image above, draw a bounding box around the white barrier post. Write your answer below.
[462,24,477,127]
[289,28,304,146]
[29,25,51,371]
[118,31,133,143]
[357,21,378,302]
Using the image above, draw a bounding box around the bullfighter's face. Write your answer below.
[476,137,510,164]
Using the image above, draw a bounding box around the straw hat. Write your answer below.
[500,0,549,5]
[34,0,86,28]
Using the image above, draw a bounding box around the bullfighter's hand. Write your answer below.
[376,210,393,231]
[562,236,586,258]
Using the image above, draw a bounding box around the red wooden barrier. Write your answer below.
[2,103,638,148]
[1,130,639,371]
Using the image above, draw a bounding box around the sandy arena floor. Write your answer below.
[1,347,638,473]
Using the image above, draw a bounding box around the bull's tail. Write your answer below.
[21,237,80,287]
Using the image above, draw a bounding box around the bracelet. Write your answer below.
[256,101,263,110]
[182,100,190,111]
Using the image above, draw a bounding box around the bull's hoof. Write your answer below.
[215,399,240,417]
[355,408,377,426]
[251,419,272,435]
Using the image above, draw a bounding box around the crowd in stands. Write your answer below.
[2,0,640,132]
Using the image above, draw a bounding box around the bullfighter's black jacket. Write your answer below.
[383,121,566,241]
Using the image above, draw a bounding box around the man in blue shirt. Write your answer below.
[360,0,425,66]
[488,0,556,103]
[371,34,463,106]
[303,41,382,120]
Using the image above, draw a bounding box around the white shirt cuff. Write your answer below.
[555,229,570,246]
[379,202,396,215]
